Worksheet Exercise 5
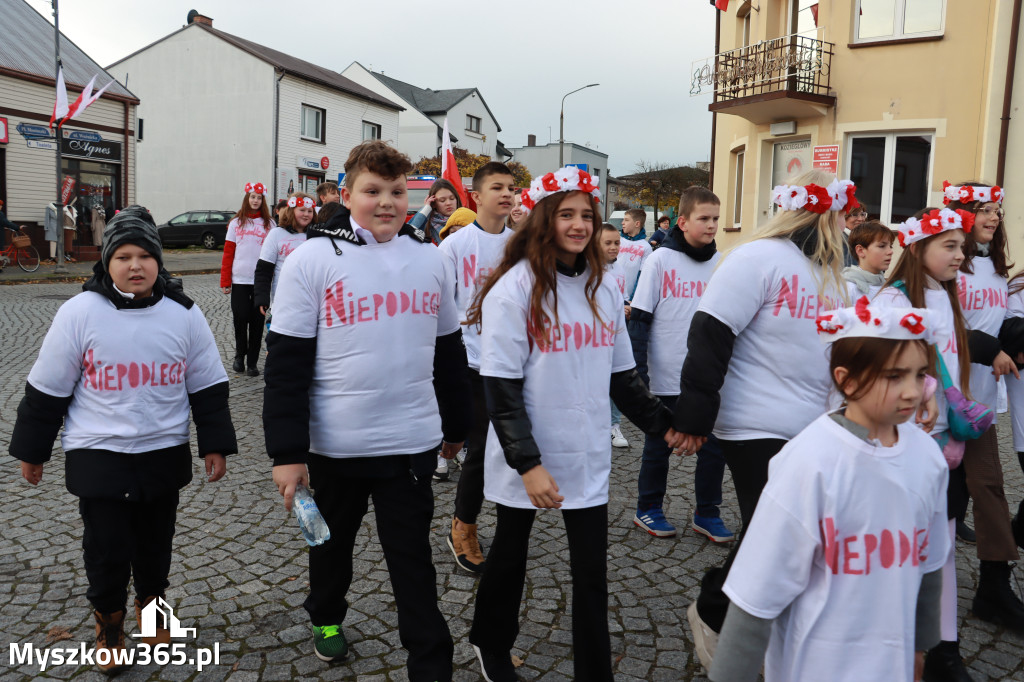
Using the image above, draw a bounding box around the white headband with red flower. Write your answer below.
[816,296,936,344]
[287,196,315,209]
[772,179,860,214]
[520,166,601,213]
[942,181,1003,206]
[896,208,975,248]
[244,182,267,196]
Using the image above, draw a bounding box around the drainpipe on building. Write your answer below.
[123,101,130,206]
[708,8,721,192]
[272,68,285,198]
[997,0,1022,186]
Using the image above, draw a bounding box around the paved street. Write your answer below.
[2,274,1024,681]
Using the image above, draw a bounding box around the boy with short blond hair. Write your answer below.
[628,187,732,542]
[436,161,516,574]
[264,140,470,680]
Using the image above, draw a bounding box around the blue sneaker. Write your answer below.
[634,507,677,537]
[692,514,735,543]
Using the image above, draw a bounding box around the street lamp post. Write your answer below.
[559,83,599,167]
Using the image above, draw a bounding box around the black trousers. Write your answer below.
[230,283,265,368]
[695,438,787,633]
[454,368,488,524]
[304,455,453,682]
[469,504,612,682]
[79,493,178,613]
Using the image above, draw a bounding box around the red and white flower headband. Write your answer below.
[287,196,315,209]
[772,179,859,214]
[244,182,267,196]
[520,166,601,213]
[942,181,1003,206]
[816,296,936,344]
[896,208,975,248]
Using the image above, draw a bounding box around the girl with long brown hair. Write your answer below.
[465,166,681,682]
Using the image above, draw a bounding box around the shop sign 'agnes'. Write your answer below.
[60,137,121,162]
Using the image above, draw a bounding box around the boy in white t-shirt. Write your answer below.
[600,223,630,448]
[841,221,895,298]
[628,188,732,542]
[264,141,470,680]
[436,162,515,574]
[617,208,652,304]
[10,207,235,674]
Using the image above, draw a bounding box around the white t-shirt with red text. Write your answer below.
[480,260,635,509]
[226,217,273,285]
[724,414,950,682]
[631,247,720,395]
[958,256,1008,410]
[699,238,842,441]
[259,227,307,303]
[437,223,513,370]
[605,260,627,300]
[617,237,652,301]
[269,234,459,458]
[27,293,227,453]
[874,285,958,434]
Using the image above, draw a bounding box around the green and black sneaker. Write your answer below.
[311,624,348,662]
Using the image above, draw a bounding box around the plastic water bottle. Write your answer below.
[293,485,331,546]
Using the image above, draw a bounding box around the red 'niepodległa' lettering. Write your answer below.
[80,349,188,392]
[323,280,441,328]
[819,516,929,575]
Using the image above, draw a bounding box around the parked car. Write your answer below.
[405,175,477,218]
[157,210,235,249]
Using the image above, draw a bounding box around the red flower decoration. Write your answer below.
[854,296,872,323]
[541,173,560,191]
[993,186,1004,203]
[958,209,975,233]
[920,211,943,235]
[942,180,952,205]
[254,183,266,195]
[521,190,535,211]
[816,315,843,334]
[244,182,254,193]
[804,184,832,214]
[844,184,860,214]
[578,171,598,194]
[897,231,908,247]
[900,313,925,335]
[958,185,974,203]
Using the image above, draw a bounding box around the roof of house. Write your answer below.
[0,0,137,102]
[370,71,501,132]
[108,22,402,111]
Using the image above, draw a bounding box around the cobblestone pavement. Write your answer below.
[2,275,1024,681]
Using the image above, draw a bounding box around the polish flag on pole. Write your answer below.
[441,118,468,205]
[711,0,729,10]
[48,66,69,129]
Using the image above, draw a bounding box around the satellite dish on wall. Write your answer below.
[187,9,199,24]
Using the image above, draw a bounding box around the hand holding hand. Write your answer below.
[992,350,1020,380]
[673,434,707,456]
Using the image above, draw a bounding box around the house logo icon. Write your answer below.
[131,597,196,640]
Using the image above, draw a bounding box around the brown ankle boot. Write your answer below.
[135,595,172,646]
[94,609,130,674]
[446,517,486,574]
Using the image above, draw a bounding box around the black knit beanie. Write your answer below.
[101,205,162,270]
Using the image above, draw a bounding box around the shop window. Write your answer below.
[362,121,381,141]
[301,105,325,143]
[466,115,482,134]
[855,0,944,43]
[732,149,745,229]
[847,132,933,225]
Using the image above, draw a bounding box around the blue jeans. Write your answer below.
[610,400,622,427]
[637,395,725,517]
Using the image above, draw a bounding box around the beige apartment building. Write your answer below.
[696,0,1023,250]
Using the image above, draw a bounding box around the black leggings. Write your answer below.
[470,504,613,681]
[230,284,265,367]
[454,369,489,524]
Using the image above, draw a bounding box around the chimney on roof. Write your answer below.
[527,134,536,147]
[186,10,213,26]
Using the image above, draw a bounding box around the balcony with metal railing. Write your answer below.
[690,32,836,124]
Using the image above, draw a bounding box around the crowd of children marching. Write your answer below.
[10,137,1024,682]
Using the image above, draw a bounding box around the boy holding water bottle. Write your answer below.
[263,141,470,681]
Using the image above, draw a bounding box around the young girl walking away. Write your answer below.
[9,207,236,674]
[710,298,950,682]
[874,205,983,681]
[254,191,315,316]
[465,166,683,682]
[946,182,1024,640]
[221,182,274,376]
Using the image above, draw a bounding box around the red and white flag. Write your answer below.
[48,66,69,129]
[712,0,729,10]
[441,118,468,205]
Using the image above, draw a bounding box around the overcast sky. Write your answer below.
[25,0,718,177]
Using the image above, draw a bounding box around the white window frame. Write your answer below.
[362,121,381,141]
[466,114,482,134]
[301,104,324,143]
[733,149,745,229]
[844,130,935,225]
[853,0,946,44]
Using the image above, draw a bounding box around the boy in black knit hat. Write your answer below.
[10,206,236,674]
